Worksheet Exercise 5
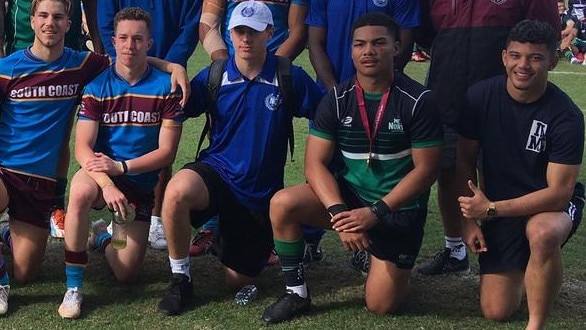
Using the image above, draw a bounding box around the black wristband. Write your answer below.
[370,199,391,220]
[327,203,349,217]
[121,160,128,174]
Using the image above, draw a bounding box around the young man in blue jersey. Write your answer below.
[0,0,111,316]
[97,0,201,250]
[157,0,322,316]
[306,0,420,94]
[262,12,443,324]
[456,20,583,329]
[199,0,308,61]
[0,0,189,316]
[57,7,183,319]
[196,0,324,267]
[0,0,103,240]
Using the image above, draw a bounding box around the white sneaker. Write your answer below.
[58,287,83,319]
[570,57,582,64]
[149,217,167,250]
[0,284,9,315]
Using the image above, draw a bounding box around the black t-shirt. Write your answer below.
[458,76,584,201]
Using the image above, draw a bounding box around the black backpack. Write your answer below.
[195,56,295,162]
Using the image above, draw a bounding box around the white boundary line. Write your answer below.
[550,71,586,75]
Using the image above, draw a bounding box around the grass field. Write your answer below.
[0,48,585,329]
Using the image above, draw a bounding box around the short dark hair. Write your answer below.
[351,12,401,42]
[506,20,558,53]
[31,0,71,16]
[113,7,152,36]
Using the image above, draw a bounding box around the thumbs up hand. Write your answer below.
[458,180,491,221]
[458,180,490,253]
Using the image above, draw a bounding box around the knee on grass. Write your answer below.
[481,301,519,322]
[365,296,403,316]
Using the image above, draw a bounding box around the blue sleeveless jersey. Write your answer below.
[0,48,110,179]
[79,65,183,191]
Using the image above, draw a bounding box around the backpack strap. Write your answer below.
[196,56,295,162]
[196,58,228,159]
[275,55,295,161]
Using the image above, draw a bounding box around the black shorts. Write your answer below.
[182,161,273,277]
[337,177,427,269]
[479,182,584,274]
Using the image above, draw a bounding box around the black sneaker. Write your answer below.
[158,274,193,316]
[349,250,370,277]
[302,243,324,267]
[417,248,470,275]
[261,290,311,324]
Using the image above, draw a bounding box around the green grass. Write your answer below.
[1,48,585,329]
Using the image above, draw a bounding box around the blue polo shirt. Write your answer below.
[306,0,420,93]
[187,54,322,210]
[222,0,310,55]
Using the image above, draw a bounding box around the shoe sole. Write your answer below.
[58,306,81,319]
[150,243,168,250]
[262,304,311,324]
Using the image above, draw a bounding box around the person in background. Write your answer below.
[558,0,582,64]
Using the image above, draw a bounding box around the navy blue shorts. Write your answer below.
[479,182,584,274]
[337,177,427,269]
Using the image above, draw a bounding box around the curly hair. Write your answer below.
[506,20,558,53]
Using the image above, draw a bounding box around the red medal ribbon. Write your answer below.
[355,78,391,167]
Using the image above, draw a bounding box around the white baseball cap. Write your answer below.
[227,0,274,32]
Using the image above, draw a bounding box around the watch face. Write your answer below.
[487,203,497,217]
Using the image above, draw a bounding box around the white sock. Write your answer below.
[445,236,466,260]
[169,256,191,281]
[286,284,308,298]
